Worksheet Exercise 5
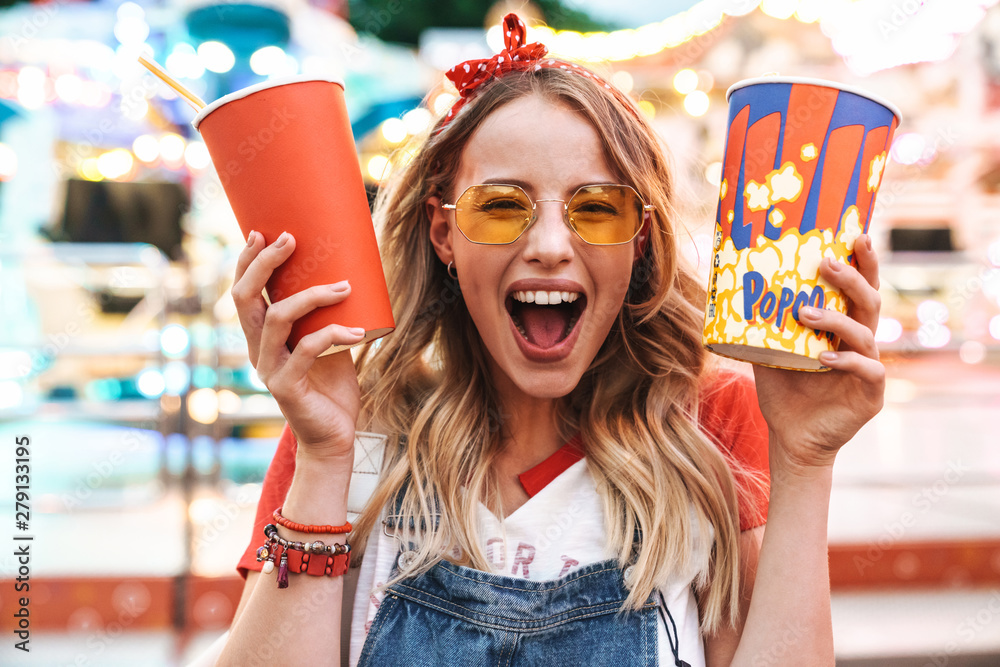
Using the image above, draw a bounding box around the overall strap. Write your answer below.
[380,474,443,551]
[345,432,390,523]
[631,527,690,667]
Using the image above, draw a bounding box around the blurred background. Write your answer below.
[0,0,998,664]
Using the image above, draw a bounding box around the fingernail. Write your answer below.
[828,259,842,271]
[330,280,349,291]
[820,351,838,362]
[275,232,289,248]
[246,231,256,246]
[349,327,365,336]
[866,235,873,251]
[799,306,819,320]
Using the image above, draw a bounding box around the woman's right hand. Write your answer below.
[231,231,365,463]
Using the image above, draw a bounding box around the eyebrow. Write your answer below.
[480,177,532,189]
[478,178,615,195]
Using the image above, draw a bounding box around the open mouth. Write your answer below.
[506,290,586,349]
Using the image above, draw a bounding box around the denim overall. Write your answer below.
[356,494,691,666]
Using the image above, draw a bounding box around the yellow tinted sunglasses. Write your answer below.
[442,183,653,245]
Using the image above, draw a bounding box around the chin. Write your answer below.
[511,372,583,400]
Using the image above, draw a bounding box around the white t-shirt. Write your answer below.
[347,458,707,666]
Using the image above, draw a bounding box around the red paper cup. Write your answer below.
[704,76,900,371]
[193,76,394,355]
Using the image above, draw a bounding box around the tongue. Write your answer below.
[519,305,568,348]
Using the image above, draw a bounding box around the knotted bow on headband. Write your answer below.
[438,13,623,130]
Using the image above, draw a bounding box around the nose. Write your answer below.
[522,200,574,267]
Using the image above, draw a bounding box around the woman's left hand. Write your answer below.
[752,233,885,472]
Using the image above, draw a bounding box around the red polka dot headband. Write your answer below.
[438,13,636,132]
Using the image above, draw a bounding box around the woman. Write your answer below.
[215,14,884,666]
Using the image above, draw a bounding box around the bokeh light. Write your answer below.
[160,324,190,358]
[988,241,1000,267]
[187,388,219,424]
[133,135,159,162]
[380,118,407,144]
[891,133,932,166]
[250,46,289,76]
[55,74,83,103]
[96,149,134,179]
[917,299,949,324]
[875,317,903,344]
[198,41,235,74]
[184,141,212,170]
[403,108,432,135]
[166,44,204,79]
[612,70,634,94]
[959,340,986,364]
[917,322,951,348]
[990,315,1000,341]
[367,154,391,181]
[704,161,723,187]
[159,134,186,163]
[794,0,824,23]
[17,66,46,109]
[80,158,102,181]
[163,361,191,395]
[114,16,149,45]
[217,389,243,414]
[136,369,165,398]
[431,92,456,115]
[684,91,710,117]
[673,68,698,95]
[761,0,798,20]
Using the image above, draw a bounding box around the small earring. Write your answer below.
[447,261,458,279]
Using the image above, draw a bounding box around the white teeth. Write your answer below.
[512,290,581,305]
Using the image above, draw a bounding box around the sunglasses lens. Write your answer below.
[568,185,643,245]
[455,185,532,244]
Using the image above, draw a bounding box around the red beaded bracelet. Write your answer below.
[257,524,350,587]
[285,544,350,578]
[272,506,352,534]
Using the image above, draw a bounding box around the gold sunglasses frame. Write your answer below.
[441,183,654,246]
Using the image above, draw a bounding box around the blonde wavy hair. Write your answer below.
[352,66,759,633]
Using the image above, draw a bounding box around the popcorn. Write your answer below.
[745,180,771,212]
[704,230,847,359]
[867,152,887,192]
[767,163,804,205]
[704,78,900,370]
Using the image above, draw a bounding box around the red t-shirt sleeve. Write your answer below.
[237,424,299,578]
[698,370,770,531]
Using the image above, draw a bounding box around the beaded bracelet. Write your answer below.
[257,523,351,588]
[272,506,352,534]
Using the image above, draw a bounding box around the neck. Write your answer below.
[492,374,566,473]
[485,364,570,517]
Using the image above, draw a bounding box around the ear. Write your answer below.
[427,195,455,265]
[634,210,651,261]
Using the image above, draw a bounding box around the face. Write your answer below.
[428,95,637,402]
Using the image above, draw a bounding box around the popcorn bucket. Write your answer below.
[704,76,901,371]
[193,76,395,355]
